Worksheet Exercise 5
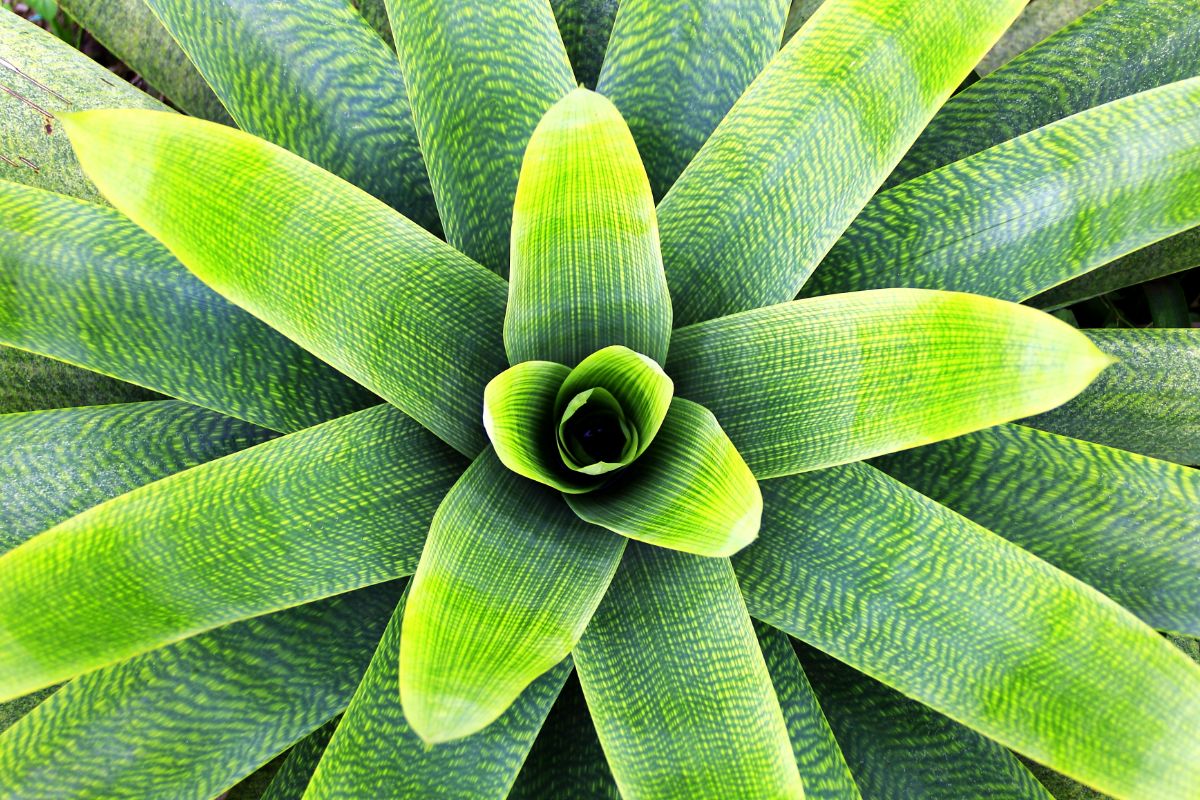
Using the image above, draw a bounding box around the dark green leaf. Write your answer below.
[1143,276,1192,328]
[0,346,157,414]
[259,718,339,800]
[550,0,618,89]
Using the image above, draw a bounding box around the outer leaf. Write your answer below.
[976,0,1107,76]
[508,672,620,800]
[566,398,761,557]
[550,0,618,89]
[507,88,671,366]
[656,0,1023,326]
[736,463,1200,799]
[0,404,463,702]
[62,109,508,456]
[1022,328,1200,465]
[484,360,583,492]
[143,0,436,228]
[806,78,1200,302]
[57,0,232,123]
[754,622,861,800]
[0,585,398,799]
[399,449,624,743]
[261,718,339,800]
[596,0,790,199]
[0,400,273,553]
[386,0,575,274]
[574,543,803,799]
[304,591,570,799]
[667,289,1112,479]
[0,179,375,433]
[796,643,1052,800]
[0,346,157,413]
[890,0,1200,186]
[0,11,164,202]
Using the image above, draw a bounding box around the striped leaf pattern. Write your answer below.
[260,719,339,800]
[0,404,463,702]
[143,0,437,228]
[0,586,398,800]
[1022,328,1200,465]
[657,0,1023,325]
[0,179,376,432]
[386,0,575,275]
[596,0,790,199]
[807,77,1200,301]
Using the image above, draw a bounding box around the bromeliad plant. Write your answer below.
[1,0,1200,798]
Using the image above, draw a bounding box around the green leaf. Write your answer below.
[0,585,398,799]
[806,77,1200,302]
[0,11,164,203]
[795,642,1052,800]
[550,0,618,89]
[754,622,861,800]
[0,400,273,553]
[0,687,54,736]
[260,718,339,800]
[385,0,575,274]
[0,404,463,703]
[305,590,570,799]
[1022,328,1200,465]
[508,672,620,800]
[890,0,1200,186]
[399,448,624,743]
[667,289,1112,479]
[876,423,1200,636]
[61,109,508,456]
[484,360,584,491]
[1030,227,1200,310]
[1143,277,1193,328]
[507,88,671,367]
[57,0,233,123]
[656,0,1023,326]
[736,462,1200,798]
[0,346,158,414]
[350,0,392,46]
[595,0,790,199]
[142,0,436,228]
[0,179,376,433]
[566,398,761,557]
[574,543,804,798]
[975,0,1106,77]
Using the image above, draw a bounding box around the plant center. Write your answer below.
[565,411,627,463]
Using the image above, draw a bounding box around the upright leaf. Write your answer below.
[62,109,508,455]
[386,0,575,274]
[656,0,1023,325]
[0,586,398,799]
[806,78,1200,302]
[667,289,1111,478]
[596,0,790,199]
[143,0,436,227]
[574,544,804,799]
[736,463,1200,799]
[304,592,569,799]
[0,179,376,433]
[507,88,671,367]
[550,0,618,89]
[0,11,164,202]
[1022,328,1200,465]
[0,404,464,702]
[0,347,157,414]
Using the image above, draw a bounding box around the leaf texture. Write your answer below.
[596,0,790,199]
[550,0,619,89]
[400,448,623,742]
[875,423,1200,635]
[574,543,804,799]
[143,0,436,228]
[0,400,273,553]
[0,404,463,702]
[795,642,1052,800]
[507,88,671,366]
[0,586,398,800]
[806,77,1200,302]
[736,463,1200,799]
[260,719,339,800]
[0,11,164,203]
[484,360,582,491]
[656,0,1023,326]
[666,289,1112,478]
[61,109,508,456]
[304,592,569,800]
[0,179,376,432]
[0,347,157,414]
[1021,328,1200,465]
[386,0,575,274]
